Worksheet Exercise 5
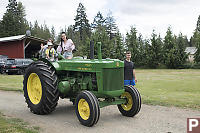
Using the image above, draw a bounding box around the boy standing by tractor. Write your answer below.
[124,51,137,86]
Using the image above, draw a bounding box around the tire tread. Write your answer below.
[23,61,59,115]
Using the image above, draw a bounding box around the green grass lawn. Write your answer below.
[0,69,199,110]
[0,75,23,91]
[0,112,39,133]
[136,69,200,110]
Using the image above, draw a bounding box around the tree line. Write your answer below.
[0,0,200,68]
[0,0,55,41]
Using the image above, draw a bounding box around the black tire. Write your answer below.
[75,90,100,127]
[129,85,141,114]
[117,85,141,117]
[86,91,100,124]
[23,61,59,115]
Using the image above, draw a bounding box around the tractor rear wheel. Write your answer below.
[117,85,141,117]
[23,61,59,115]
[75,90,100,127]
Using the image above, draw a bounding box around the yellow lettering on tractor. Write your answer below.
[116,62,119,67]
[77,67,92,71]
[85,64,92,67]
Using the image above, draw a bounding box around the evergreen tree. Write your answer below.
[91,27,111,58]
[125,27,147,66]
[194,32,200,63]
[143,39,150,66]
[42,23,51,39]
[183,36,190,47]
[163,27,176,68]
[112,30,125,60]
[91,11,105,30]
[105,11,118,40]
[125,27,139,64]
[196,15,200,33]
[0,21,2,36]
[30,20,39,36]
[66,25,74,39]
[190,31,199,47]
[30,21,51,40]
[176,33,188,66]
[74,3,91,41]
[190,15,200,63]
[16,2,28,34]
[164,27,175,68]
[90,11,123,59]
[0,0,28,37]
[190,15,200,47]
[146,30,163,68]
[7,0,18,13]
[50,26,56,41]
[163,27,185,68]
[156,34,164,64]
[137,34,147,66]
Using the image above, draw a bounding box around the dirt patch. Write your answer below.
[0,90,200,133]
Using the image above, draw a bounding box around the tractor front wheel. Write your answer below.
[23,61,59,115]
[75,90,100,127]
[118,85,141,117]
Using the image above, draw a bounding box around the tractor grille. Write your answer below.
[103,68,124,91]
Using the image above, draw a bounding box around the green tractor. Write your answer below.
[23,42,141,127]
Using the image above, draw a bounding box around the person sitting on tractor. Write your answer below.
[39,43,45,58]
[39,43,49,59]
[124,51,137,86]
[45,42,55,61]
[39,38,53,59]
[57,32,75,59]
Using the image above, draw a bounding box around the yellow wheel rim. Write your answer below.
[27,73,42,105]
[78,99,90,120]
[121,92,133,111]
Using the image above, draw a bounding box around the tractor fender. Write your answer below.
[39,58,60,72]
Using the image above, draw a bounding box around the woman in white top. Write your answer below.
[57,32,75,59]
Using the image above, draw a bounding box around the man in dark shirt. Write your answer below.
[124,51,137,86]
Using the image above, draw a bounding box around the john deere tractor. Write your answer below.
[23,42,141,127]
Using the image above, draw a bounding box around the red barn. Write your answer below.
[0,35,47,58]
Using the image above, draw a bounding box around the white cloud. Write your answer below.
[0,0,108,34]
[110,0,200,38]
[0,1,7,19]
[0,0,200,38]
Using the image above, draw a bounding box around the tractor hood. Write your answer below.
[51,58,124,72]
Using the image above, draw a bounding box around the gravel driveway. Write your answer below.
[0,90,199,133]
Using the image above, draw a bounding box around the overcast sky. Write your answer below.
[1,0,200,39]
